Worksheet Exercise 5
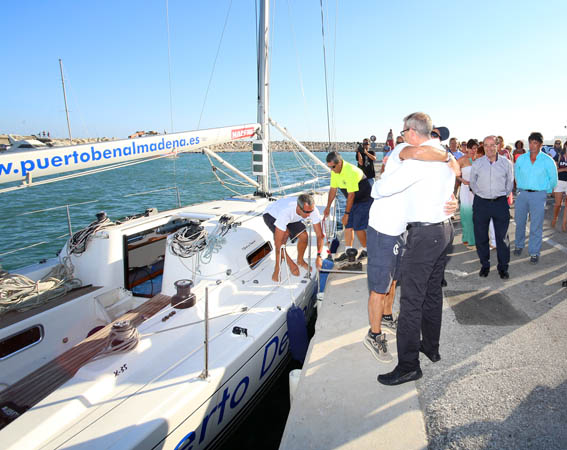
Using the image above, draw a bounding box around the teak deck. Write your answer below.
[0,293,171,428]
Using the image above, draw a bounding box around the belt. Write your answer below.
[407,219,451,228]
[477,195,506,202]
[523,189,541,193]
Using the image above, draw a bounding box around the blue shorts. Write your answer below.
[367,226,405,294]
[346,199,373,231]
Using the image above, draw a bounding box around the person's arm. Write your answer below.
[324,187,337,218]
[547,158,559,192]
[365,150,376,161]
[342,193,355,227]
[399,145,446,161]
[469,163,478,195]
[357,151,363,166]
[272,227,287,281]
[505,160,515,195]
[313,222,324,269]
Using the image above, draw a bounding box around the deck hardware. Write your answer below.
[232,326,248,337]
[199,287,210,379]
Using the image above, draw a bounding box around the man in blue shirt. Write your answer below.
[514,132,558,264]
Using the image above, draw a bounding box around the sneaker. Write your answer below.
[363,332,393,362]
[381,316,398,331]
[334,252,349,262]
[530,255,539,264]
[513,248,523,256]
[357,249,368,260]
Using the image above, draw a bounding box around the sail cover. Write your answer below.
[0,124,259,185]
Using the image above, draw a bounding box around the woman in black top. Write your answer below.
[551,141,567,232]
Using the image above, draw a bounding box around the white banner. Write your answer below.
[0,124,259,185]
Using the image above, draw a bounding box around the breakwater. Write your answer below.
[2,135,385,153]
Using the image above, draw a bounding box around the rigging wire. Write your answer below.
[197,0,234,129]
[165,0,175,133]
[319,0,332,149]
[285,0,311,138]
[330,0,338,145]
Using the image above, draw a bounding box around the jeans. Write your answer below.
[514,190,547,256]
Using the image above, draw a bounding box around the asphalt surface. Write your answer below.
[281,194,567,450]
[420,197,567,449]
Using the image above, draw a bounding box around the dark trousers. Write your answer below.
[472,195,510,271]
[396,221,454,372]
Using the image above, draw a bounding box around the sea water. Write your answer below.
[0,151,354,271]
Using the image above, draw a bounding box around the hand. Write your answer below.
[341,213,349,227]
[316,255,323,269]
[462,180,470,186]
[323,207,330,219]
[444,194,458,216]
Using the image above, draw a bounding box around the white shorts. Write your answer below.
[554,179,567,194]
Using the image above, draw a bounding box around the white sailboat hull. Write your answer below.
[0,193,329,449]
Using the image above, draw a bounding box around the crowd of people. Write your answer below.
[262,112,565,387]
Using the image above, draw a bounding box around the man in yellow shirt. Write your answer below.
[324,151,372,261]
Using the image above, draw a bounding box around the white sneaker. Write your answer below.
[363,332,393,363]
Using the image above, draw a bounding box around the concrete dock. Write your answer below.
[280,201,567,450]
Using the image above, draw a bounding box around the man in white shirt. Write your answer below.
[263,194,324,282]
[374,112,457,386]
[363,123,459,363]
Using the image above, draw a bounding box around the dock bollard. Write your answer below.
[316,293,324,311]
[289,369,301,404]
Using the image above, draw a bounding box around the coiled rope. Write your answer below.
[69,215,113,255]
[0,258,82,314]
[91,320,140,361]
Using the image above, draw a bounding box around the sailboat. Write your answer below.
[0,2,336,448]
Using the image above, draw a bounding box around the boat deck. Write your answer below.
[280,201,567,449]
[0,292,171,426]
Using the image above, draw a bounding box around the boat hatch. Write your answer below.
[123,218,196,297]
[0,325,44,360]
[246,241,273,269]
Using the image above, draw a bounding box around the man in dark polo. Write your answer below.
[469,135,514,279]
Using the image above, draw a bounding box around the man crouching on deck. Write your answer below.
[263,194,324,282]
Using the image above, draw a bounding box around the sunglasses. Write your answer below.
[363,142,370,146]
[299,205,314,214]
[431,131,440,139]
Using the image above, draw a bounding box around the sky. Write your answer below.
[2,0,567,144]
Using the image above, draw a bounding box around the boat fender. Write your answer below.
[319,251,334,292]
[289,369,301,404]
[330,236,340,254]
[287,304,308,363]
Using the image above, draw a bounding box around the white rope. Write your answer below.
[0,258,81,314]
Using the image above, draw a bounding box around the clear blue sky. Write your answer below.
[2,0,566,144]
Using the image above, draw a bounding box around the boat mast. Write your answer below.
[59,59,73,145]
[254,0,270,195]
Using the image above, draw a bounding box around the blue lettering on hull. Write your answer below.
[173,327,293,449]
